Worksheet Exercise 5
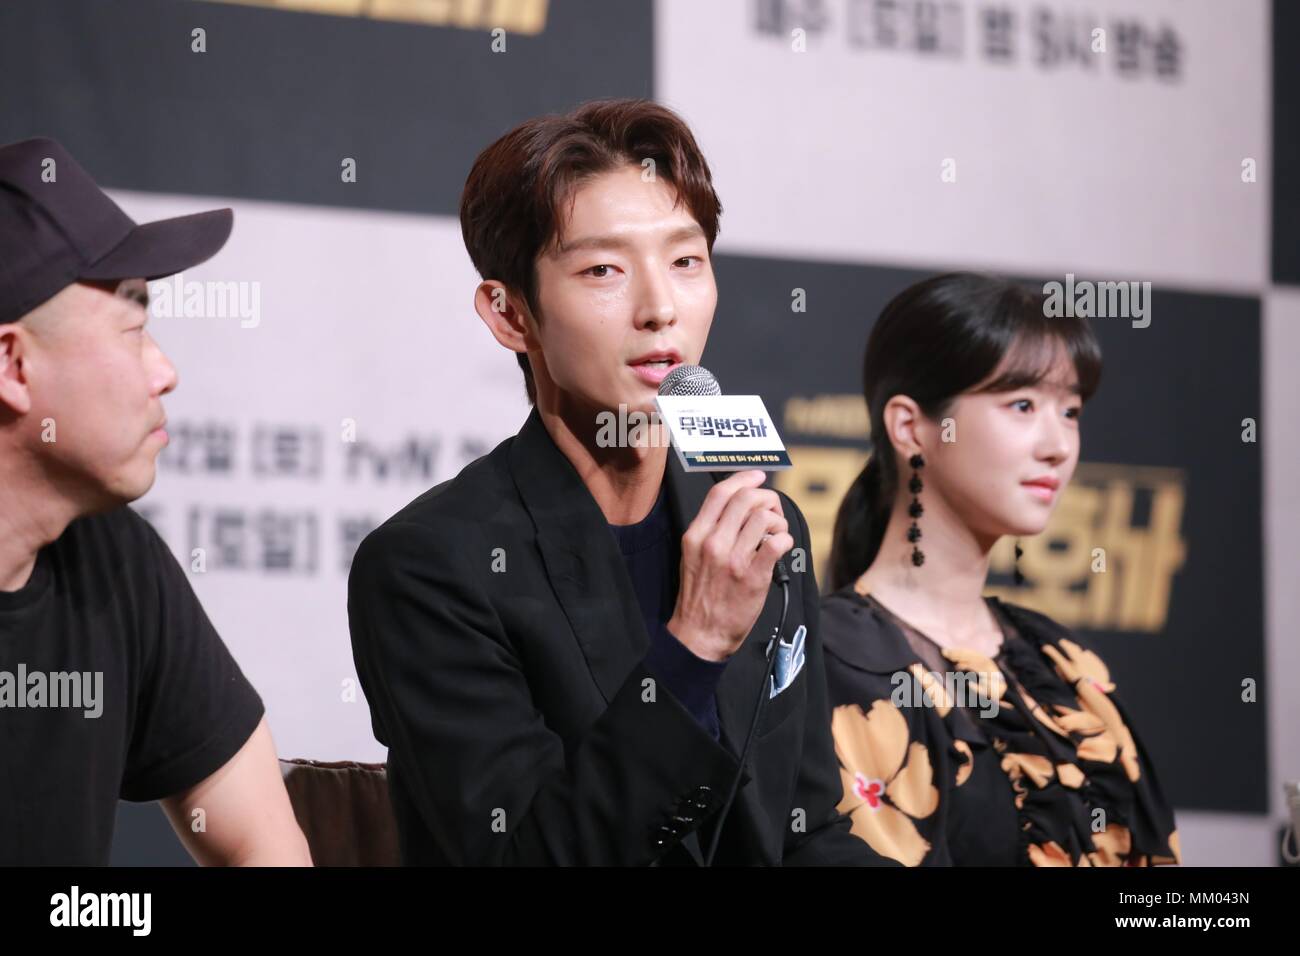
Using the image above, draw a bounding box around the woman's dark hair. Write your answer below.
[459,98,723,404]
[826,271,1103,592]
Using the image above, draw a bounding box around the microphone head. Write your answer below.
[658,364,721,397]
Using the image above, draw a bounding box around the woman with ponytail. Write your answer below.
[821,272,1180,866]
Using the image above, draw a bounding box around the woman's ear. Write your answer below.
[473,280,535,356]
[881,394,923,461]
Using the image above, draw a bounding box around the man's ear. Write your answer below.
[0,323,33,417]
[473,281,535,355]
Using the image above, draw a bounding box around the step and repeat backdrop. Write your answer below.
[2,0,1295,863]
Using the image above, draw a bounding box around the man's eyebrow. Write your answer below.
[557,223,706,256]
[121,284,150,311]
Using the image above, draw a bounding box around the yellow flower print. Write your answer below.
[1088,823,1133,866]
[1042,641,1140,782]
[938,647,1007,704]
[1027,840,1072,866]
[1000,751,1055,809]
[953,739,974,787]
[832,700,939,866]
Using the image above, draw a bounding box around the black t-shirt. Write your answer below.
[0,506,264,864]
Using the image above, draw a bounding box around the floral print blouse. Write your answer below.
[820,584,1181,867]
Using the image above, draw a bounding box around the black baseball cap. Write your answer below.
[0,136,233,325]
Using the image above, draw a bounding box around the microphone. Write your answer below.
[658,364,792,867]
[658,364,789,585]
[658,363,723,398]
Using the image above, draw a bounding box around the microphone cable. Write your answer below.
[703,558,791,867]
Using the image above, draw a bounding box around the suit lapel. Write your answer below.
[510,409,780,864]
[509,407,651,705]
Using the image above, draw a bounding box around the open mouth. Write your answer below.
[628,350,683,386]
[630,359,681,385]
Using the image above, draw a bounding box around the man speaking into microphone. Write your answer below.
[348,98,893,866]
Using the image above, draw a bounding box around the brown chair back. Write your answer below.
[279,758,400,866]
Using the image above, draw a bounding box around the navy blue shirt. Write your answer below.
[607,482,728,740]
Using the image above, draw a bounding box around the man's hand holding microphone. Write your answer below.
[667,469,792,663]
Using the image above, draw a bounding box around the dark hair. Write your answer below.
[827,272,1103,592]
[458,98,723,404]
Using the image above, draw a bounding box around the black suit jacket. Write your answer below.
[348,407,893,866]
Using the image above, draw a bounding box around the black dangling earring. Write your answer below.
[1013,538,1025,586]
[907,453,925,567]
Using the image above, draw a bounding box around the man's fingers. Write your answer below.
[751,530,795,578]
[692,470,765,531]
[734,508,789,566]
[714,486,781,549]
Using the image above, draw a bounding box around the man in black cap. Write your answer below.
[0,137,310,865]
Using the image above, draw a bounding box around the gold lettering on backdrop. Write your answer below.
[783,395,870,440]
[776,444,1187,634]
[985,463,1187,632]
[773,445,865,579]
[208,0,549,34]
